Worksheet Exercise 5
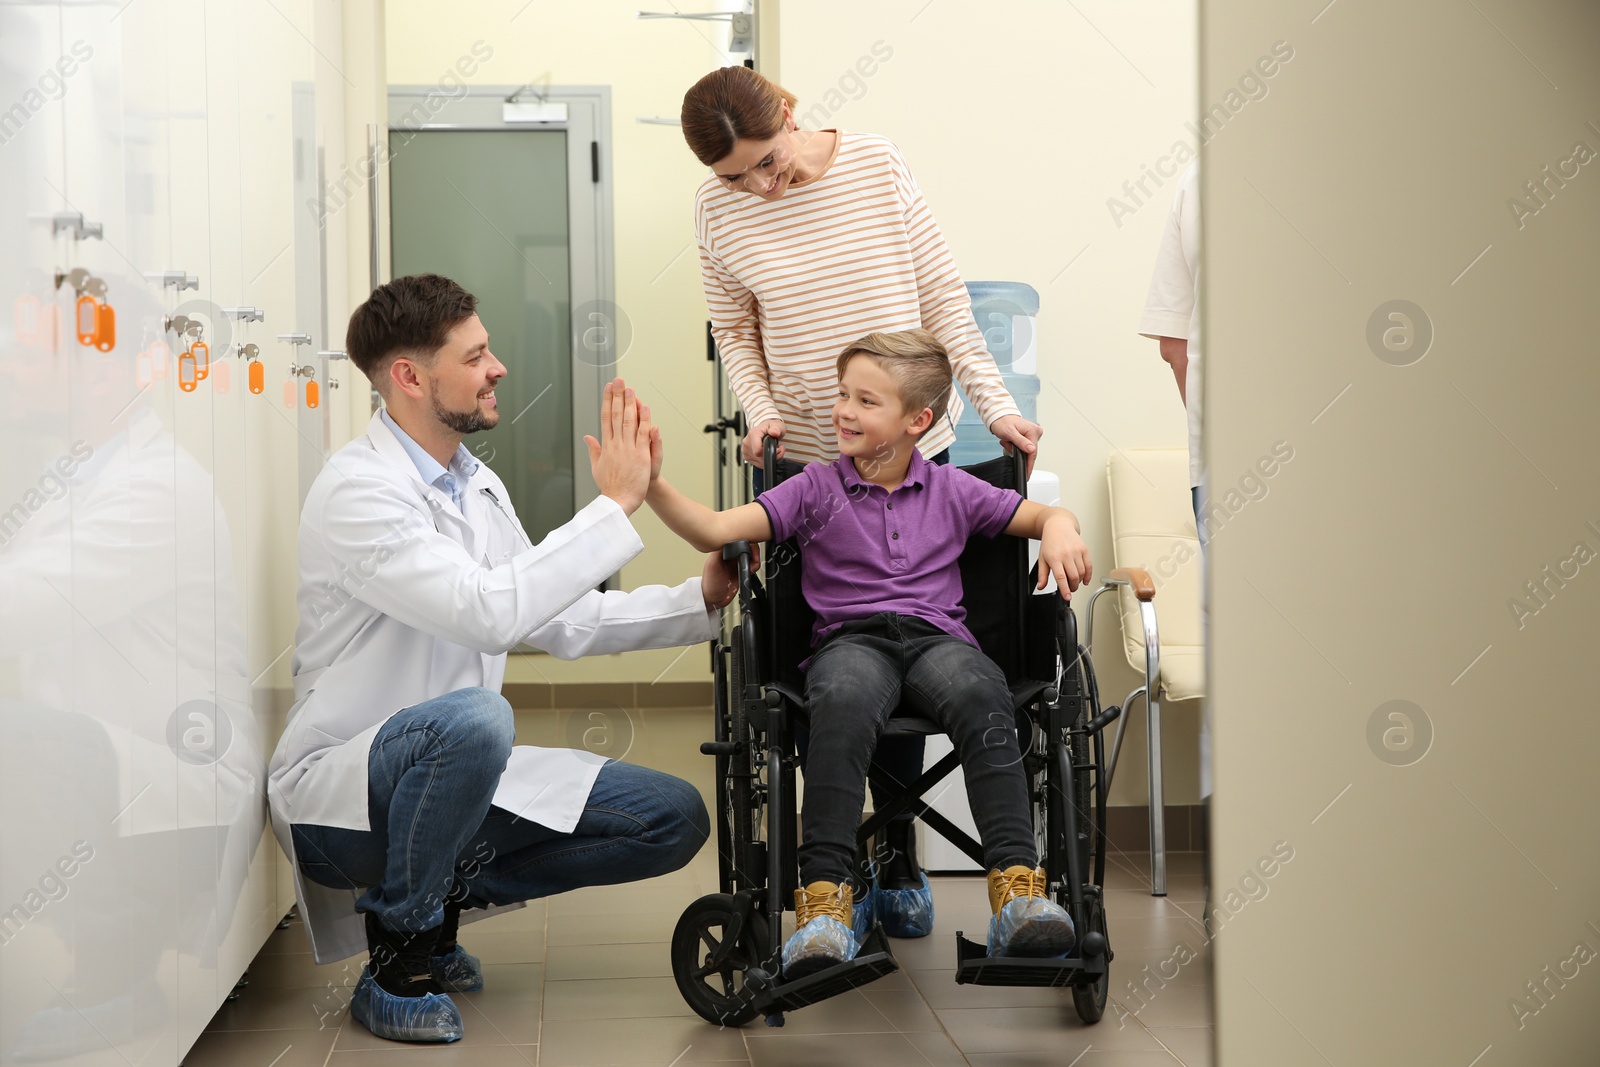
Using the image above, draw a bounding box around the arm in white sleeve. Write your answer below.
[312,466,643,655]
[1138,168,1198,340]
[523,577,718,659]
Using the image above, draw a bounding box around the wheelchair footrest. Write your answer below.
[758,927,899,1013]
[952,933,1104,987]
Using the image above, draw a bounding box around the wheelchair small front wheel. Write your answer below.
[1071,896,1110,1024]
[671,893,766,1027]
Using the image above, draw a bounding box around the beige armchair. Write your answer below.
[1084,449,1204,896]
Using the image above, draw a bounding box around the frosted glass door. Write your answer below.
[389,130,573,545]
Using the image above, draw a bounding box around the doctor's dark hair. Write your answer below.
[681,66,798,166]
[836,329,953,423]
[346,274,478,393]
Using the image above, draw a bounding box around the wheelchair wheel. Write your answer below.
[1071,895,1110,1024]
[671,893,767,1027]
[726,629,755,888]
[1069,685,1098,881]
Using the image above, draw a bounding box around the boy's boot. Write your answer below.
[351,911,464,1043]
[875,817,935,938]
[781,881,860,979]
[430,892,484,992]
[986,865,1076,958]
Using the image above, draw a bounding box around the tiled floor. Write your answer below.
[184,708,1212,1066]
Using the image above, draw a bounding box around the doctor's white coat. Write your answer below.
[267,412,717,962]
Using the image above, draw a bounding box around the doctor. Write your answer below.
[1137,162,1210,802]
[267,274,730,1045]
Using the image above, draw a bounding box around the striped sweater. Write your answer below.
[695,131,1021,464]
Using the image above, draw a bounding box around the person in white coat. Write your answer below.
[266,274,735,1044]
[1139,160,1202,512]
[1138,162,1210,801]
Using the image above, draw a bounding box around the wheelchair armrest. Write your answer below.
[722,540,753,561]
[1107,566,1156,601]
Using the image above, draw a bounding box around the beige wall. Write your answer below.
[379,0,1205,803]
[778,0,1203,805]
[383,0,748,686]
[1205,0,1600,1060]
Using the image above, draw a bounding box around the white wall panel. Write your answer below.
[0,0,334,1062]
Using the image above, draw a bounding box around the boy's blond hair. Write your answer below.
[835,329,953,424]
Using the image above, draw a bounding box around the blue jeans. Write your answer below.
[291,687,709,934]
[798,614,1035,885]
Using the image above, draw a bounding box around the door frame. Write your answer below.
[385,84,614,511]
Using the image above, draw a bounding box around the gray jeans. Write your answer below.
[799,613,1036,885]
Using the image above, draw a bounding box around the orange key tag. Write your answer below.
[151,339,169,379]
[248,359,264,394]
[193,340,210,382]
[305,378,319,409]
[283,379,296,407]
[94,302,115,352]
[136,346,153,387]
[213,354,230,394]
[76,294,98,346]
[178,349,198,392]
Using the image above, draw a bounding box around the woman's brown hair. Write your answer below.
[680,66,798,166]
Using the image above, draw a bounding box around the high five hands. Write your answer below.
[583,378,654,516]
[584,377,741,610]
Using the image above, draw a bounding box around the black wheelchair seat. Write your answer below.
[761,679,1052,737]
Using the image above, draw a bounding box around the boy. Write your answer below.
[642,329,1092,976]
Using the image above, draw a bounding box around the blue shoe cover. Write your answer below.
[432,945,483,992]
[781,915,860,979]
[987,895,1076,958]
[351,969,463,1043]
[876,872,935,938]
[851,883,878,943]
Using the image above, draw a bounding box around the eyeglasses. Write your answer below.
[714,137,795,193]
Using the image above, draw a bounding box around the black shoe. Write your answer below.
[364,911,445,998]
[434,893,462,957]
[875,818,936,938]
[877,818,922,891]
[431,893,484,992]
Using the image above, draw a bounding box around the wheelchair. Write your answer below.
[671,439,1122,1028]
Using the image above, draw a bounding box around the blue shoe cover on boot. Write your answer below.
[351,969,463,1043]
[877,872,935,938]
[851,882,878,943]
[987,896,1076,958]
[781,915,860,979]
[431,945,483,992]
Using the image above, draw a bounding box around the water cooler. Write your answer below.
[924,281,1055,871]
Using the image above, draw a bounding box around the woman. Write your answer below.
[681,66,1044,940]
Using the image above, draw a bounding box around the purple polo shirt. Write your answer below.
[756,450,1024,651]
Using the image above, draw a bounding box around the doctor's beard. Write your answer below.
[431,392,499,434]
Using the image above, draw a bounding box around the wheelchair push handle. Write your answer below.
[721,540,757,608]
[763,433,778,477]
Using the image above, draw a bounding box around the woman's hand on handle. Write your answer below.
[989,414,1043,478]
[742,418,785,467]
